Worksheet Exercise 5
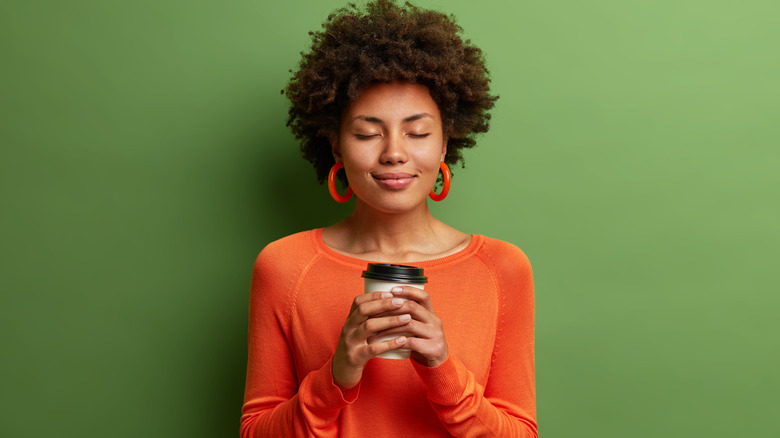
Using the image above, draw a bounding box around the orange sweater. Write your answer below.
[241,229,537,437]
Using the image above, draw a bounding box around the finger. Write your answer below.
[371,316,439,341]
[388,286,433,310]
[401,336,448,367]
[363,313,412,339]
[350,291,394,312]
[349,291,398,316]
[349,297,406,326]
[394,299,438,325]
[374,299,436,325]
[363,335,409,359]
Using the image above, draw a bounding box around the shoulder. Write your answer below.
[474,235,533,277]
[257,229,316,260]
[473,236,535,313]
[253,229,320,284]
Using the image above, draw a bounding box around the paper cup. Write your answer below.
[362,263,427,359]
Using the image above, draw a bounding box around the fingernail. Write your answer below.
[392,298,404,306]
[381,292,393,299]
[399,314,411,321]
[391,286,402,293]
[396,336,407,345]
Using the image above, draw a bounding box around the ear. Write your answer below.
[330,133,342,161]
[441,137,448,161]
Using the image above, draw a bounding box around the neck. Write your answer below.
[330,198,447,262]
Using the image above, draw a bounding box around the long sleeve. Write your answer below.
[412,243,537,437]
[240,244,358,437]
[240,230,537,437]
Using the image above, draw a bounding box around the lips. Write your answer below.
[372,172,416,189]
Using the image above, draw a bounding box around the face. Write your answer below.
[333,81,447,213]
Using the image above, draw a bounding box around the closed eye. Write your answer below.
[355,134,378,139]
[408,133,430,138]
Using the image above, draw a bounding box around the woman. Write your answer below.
[241,1,536,436]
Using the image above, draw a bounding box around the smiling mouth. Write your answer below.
[373,173,415,180]
[372,173,416,189]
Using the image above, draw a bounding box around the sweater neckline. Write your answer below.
[310,228,483,269]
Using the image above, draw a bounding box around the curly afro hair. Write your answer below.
[284,0,498,183]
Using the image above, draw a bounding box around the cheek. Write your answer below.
[417,153,443,181]
[342,152,373,175]
[413,145,444,166]
[338,139,369,163]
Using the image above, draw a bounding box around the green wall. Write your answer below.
[2,1,778,436]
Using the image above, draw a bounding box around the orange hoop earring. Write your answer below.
[429,162,451,202]
[328,162,353,203]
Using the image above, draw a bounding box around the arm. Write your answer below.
[388,247,537,437]
[240,250,356,438]
[240,248,415,437]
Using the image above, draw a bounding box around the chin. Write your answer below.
[358,194,428,214]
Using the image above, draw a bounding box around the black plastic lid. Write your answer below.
[361,263,427,284]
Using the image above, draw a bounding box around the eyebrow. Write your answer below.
[352,113,435,124]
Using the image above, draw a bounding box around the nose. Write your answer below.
[379,132,408,165]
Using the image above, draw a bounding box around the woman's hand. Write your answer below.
[372,286,449,368]
[332,291,413,389]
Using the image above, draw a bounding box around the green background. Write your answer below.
[2,0,778,436]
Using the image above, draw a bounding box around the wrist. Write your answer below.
[329,357,361,402]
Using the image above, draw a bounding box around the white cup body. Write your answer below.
[363,279,425,359]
